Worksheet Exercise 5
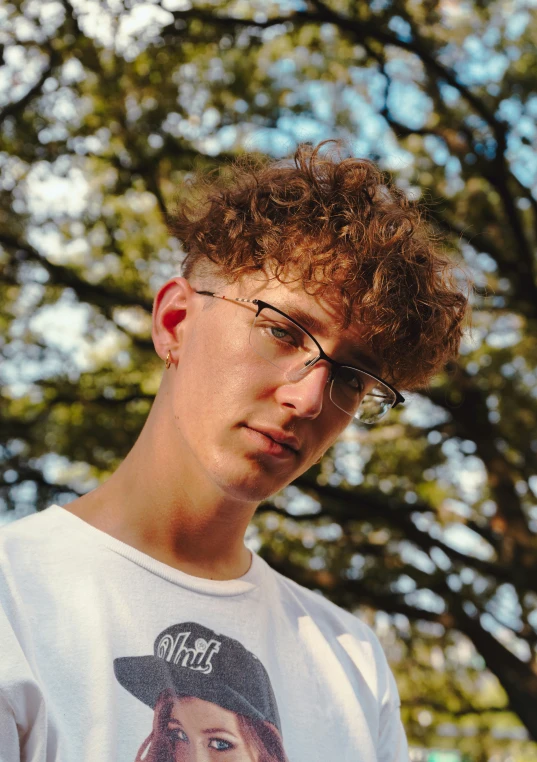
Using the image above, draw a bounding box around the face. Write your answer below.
[164,272,377,503]
[165,697,260,762]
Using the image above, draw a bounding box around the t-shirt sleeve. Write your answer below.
[377,667,410,762]
[0,693,21,761]
[0,602,22,761]
[378,701,409,762]
[0,602,47,762]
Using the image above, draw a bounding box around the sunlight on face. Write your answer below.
[166,697,260,761]
[165,269,376,506]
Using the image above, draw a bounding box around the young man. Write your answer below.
[0,143,467,762]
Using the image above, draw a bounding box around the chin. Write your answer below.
[198,435,299,504]
[218,475,284,504]
[211,462,290,504]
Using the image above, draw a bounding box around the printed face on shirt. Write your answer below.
[165,697,260,762]
[166,273,373,502]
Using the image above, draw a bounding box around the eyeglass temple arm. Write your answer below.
[194,290,258,306]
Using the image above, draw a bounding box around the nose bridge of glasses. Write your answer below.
[285,353,332,385]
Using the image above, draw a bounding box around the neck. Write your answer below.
[65,393,257,581]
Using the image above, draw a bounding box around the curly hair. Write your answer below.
[168,141,469,389]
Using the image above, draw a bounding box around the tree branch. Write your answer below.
[0,234,154,313]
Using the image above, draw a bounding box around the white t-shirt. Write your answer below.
[0,505,409,762]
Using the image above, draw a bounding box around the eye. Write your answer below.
[267,323,299,345]
[259,321,303,348]
[208,738,235,751]
[338,367,364,393]
[167,726,188,744]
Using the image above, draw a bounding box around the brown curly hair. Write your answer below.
[168,141,469,389]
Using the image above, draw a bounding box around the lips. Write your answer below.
[246,426,300,453]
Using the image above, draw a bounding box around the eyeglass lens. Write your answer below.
[249,307,395,423]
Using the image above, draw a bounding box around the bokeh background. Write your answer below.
[1,1,537,760]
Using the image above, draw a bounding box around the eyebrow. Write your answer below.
[274,300,381,374]
[276,301,327,335]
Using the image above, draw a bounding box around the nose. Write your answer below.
[275,361,331,419]
[176,745,208,762]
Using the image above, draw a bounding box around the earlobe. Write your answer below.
[152,277,194,362]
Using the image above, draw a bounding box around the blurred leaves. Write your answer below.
[1,0,537,757]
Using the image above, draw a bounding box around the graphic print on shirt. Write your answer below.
[114,621,290,762]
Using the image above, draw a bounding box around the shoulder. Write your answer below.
[257,558,401,708]
[0,506,64,555]
[258,556,392,671]
[0,506,84,596]
[262,558,367,627]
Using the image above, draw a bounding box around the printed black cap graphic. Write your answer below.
[114,622,282,734]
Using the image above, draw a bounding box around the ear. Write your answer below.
[152,277,196,364]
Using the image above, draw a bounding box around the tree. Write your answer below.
[1,0,537,755]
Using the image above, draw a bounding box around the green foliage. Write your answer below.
[1,0,537,757]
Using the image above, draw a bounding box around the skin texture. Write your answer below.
[66,272,377,579]
[165,697,259,762]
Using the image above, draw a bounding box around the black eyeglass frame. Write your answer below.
[194,290,405,416]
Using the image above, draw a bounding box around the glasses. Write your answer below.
[194,291,404,424]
